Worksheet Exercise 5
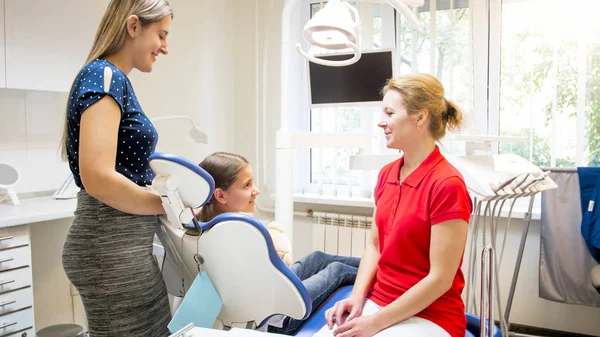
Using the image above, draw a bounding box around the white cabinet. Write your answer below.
[4,0,108,92]
[0,0,6,88]
[0,225,35,335]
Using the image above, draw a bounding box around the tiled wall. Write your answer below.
[0,88,70,195]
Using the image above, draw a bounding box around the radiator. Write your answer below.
[311,212,373,258]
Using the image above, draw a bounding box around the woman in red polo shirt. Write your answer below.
[322,73,472,337]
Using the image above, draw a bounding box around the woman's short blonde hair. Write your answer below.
[382,73,463,140]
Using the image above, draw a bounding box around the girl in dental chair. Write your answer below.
[197,152,360,335]
[322,74,472,337]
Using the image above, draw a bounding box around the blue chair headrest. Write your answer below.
[148,152,215,209]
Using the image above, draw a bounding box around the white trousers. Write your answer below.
[314,299,451,337]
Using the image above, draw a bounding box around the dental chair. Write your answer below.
[149,152,311,331]
[149,152,502,337]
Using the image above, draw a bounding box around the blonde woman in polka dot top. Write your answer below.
[59,1,174,336]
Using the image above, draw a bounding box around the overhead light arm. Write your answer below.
[295,41,361,67]
[385,0,422,31]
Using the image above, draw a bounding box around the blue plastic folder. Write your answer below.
[168,272,223,333]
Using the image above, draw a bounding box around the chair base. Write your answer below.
[36,324,85,337]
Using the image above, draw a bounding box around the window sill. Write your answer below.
[292,193,541,221]
[293,193,375,209]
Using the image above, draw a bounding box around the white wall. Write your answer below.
[0,0,240,194]
[129,0,237,164]
[233,0,281,211]
[236,0,316,211]
[0,88,70,195]
[232,0,307,207]
[232,1,260,166]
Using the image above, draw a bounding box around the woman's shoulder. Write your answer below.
[76,58,126,84]
[69,58,130,113]
[73,58,130,100]
[437,158,465,179]
[431,158,469,191]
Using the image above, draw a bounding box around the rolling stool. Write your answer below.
[36,324,86,337]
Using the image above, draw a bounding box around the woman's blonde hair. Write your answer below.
[382,73,463,140]
[198,152,250,222]
[60,0,173,160]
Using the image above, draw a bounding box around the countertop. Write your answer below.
[0,196,77,228]
[183,327,284,337]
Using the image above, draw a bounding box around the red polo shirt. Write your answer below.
[367,146,472,337]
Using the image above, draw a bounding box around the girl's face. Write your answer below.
[216,165,260,214]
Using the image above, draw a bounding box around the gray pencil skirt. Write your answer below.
[62,190,171,337]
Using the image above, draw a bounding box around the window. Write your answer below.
[299,0,476,202]
[296,0,597,207]
[309,105,382,199]
[498,0,600,167]
[398,0,474,116]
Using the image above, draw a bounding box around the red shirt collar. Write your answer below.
[386,146,444,187]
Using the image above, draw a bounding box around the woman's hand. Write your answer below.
[325,296,365,330]
[332,315,382,337]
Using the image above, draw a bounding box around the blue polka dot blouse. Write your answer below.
[66,58,158,189]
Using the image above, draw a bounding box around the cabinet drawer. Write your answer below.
[0,247,30,273]
[0,287,32,316]
[0,227,29,252]
[0,268,32,294]
[4,328,33,337]
[0,308,33,337]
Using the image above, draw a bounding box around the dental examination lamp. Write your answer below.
[296,0,422,67]
[151,115,208,145]
[386,0,422,30]
[53,115,207,200]
[295,0,361,67]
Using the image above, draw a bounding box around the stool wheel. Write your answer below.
[36,324,85,337]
